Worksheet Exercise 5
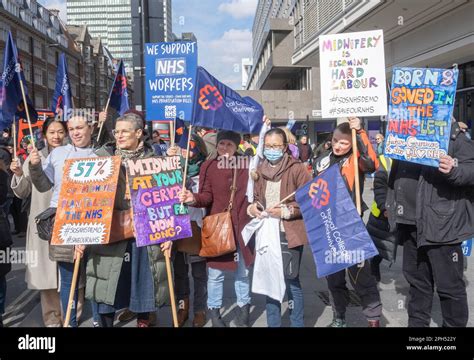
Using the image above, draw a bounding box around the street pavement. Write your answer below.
[4,178,473,328]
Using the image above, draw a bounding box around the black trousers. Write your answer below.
[173,251,208,312]
[400,224,468,327]
[326,260,382,320]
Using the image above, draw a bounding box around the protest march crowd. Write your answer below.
[0,30,473,330]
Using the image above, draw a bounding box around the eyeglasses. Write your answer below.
[112,129,136,137]
[264,144,285,150]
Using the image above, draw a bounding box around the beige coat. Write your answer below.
[11,148,59,290]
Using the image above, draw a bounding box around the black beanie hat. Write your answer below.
[216,130,241,148]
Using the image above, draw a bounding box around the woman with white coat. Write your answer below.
[10,118,67,327]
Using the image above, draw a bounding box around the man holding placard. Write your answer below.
[385,66,474,327]
[29,115,98,327]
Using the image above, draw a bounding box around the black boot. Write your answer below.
[231,304,250,327]
[209,308,226,327]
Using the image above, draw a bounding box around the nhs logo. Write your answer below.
[155,58,186,76]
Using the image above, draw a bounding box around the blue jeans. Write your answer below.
[207,250,250,309]
[58,262,79,327]
[90,300,100,323]
[266,277,304,327]
[0,275,6,315]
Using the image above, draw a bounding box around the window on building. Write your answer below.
[47,49,56,64]
[35,92,44,109]
[16,31,29,52]
[0,22,11,42]
[34,40,43,58]
[34,68,44,86]
[48,75,56,91]
[22,60,31,81]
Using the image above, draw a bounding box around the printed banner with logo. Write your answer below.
[295,165,378,278]
[108,59,130,116]
[384,67,459,167]
[319,29,387,118]
[51,156,121,245]
[127,155,192,247]
[0,31,37,131]
[191,66,264,134]
[145,41,198,121]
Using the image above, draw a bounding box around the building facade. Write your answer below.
[0,0,119,113]
[245,0,474,143]
[242,0,320,140]
[66,0,133,71]
[241,58,252,90]
[291,0,474,139]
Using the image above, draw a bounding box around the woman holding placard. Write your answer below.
[247,127,312,327]
[10,118,67,327]
[88,112,171,327]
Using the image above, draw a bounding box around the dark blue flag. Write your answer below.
[108,60,129,116]
[0,31,37,131]
[175,118,187,145]
[296,165,378,278]
[175,119,197,155]
[51,53,73,120]
[191,66,263,134]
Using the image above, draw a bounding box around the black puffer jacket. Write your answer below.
[389,122,474,247]
[366,158,398,262]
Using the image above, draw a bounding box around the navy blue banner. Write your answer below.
[108,60,130,116]
[191,66,263,134]
[51,53,73,120]
[0,31,37,131]
[296,165,378,278]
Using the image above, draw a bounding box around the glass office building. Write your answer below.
[67,0,132,70]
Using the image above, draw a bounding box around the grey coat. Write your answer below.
[85,142,170,307]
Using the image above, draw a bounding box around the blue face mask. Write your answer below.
[264,148,284,162]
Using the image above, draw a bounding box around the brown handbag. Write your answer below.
[199,168,238,258]
[176,221,202,255]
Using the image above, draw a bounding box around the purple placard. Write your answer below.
[127,156,192,247]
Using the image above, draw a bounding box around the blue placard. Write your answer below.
[384,67,458,167]
[145,42,198,121]
[461,239,472,256]
[295,165,379,278]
